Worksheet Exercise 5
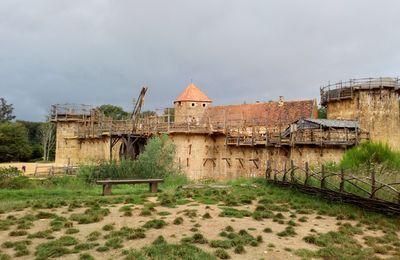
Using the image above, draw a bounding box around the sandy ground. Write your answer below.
[0,198,392,260]
[0,162,60,176]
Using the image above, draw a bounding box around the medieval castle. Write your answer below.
[51,77,400,180]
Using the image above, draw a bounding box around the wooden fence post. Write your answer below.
[340,168,345,192]
[370,167,376,199]
[266,160,271,180]
[290,160,295,183]
[304,162,309,186]
[321,165,326,189]
[282,160,287,182]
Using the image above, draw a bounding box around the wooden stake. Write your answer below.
[282,160,287,182]
[370,167,376,199]
[304,162,309,186]
[290,160,295,183]
[321,165,326,189]
[340,168,345,192]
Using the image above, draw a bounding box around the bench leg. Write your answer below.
[149,182,158,193]
[102,184,112,196]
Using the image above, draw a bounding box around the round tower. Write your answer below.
[174,83,212,124]
[320,77,400,150]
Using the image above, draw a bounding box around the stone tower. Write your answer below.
[50,104,94,165]
[174,83,212,124]
[321,77,400,150]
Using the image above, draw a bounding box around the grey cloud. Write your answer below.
[0,0,399,121]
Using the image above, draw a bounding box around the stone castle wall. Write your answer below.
[327,89,400,150]
[174,101,211,124]
[170,133,344,181]
[55,121,121,165]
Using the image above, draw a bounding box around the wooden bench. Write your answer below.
[96,179,164,196]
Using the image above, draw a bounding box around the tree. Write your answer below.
[318,107,327,119]
[0,98,15,123]
[17,120,43,160]
[139,110,157,118]
[0,123,32,162]
[99,104,129,120]
[39,122,56,161]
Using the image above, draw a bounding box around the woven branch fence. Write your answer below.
[265,160,400,215]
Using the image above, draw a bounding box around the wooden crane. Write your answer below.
[131,86,148,132]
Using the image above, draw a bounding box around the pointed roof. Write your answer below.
[175,83,212,103]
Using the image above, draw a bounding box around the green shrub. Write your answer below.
[214,248,230,259]
[77,135,177,183]
[341,142,400,171]
[173,217,183,225]
[70,206,110,224]
[86,231,101,241]
[0,167,32,189]
[143,219,167,229]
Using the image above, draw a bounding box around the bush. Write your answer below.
[341,142,400,171]
[0,167,32,189]
[78,135,178,183]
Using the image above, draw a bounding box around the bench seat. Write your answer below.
[96,179,164,195]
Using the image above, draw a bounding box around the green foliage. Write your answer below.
[79,253,94,260]
[78,135,177,182]
[86,231,101,241]
[341,142,400,171]
[318,106,327,119]
[134,134,176,178]
[214,248,230,259]
[70,206,110,224]
[99,104,129,120]
[0,167,24,188]
[143,219,167,229]
[17,120,48,161]
[181,233,208,244]
[173,217,183,225]
[277,226,297,237]
[139,110,157,118]
[34,236,78,259]
[301,227,377,259]
[0,167,32,189]
[218,207,252,218]
[0,122,32,162]
[0,98,15,123]
[123,236,215,260]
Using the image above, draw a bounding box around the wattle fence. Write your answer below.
[265,160,400,215]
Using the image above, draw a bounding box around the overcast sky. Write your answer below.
[1,1,399,121]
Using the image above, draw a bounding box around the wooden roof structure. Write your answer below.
[175,83,212,103]
[203,100,318,127]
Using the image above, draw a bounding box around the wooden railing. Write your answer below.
[320,77,400,105]
[225,128,367,147]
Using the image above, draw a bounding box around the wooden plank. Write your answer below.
[96,179,164,185]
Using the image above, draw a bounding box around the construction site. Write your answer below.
[50,77,400,180]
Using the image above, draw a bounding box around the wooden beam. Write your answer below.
[222,158,232,167]
[235,158,245,168]
[203,158,216,167]
[249,158,260,169]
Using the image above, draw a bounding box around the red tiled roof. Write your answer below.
[203,100,317,127]
[175,83,212,102]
